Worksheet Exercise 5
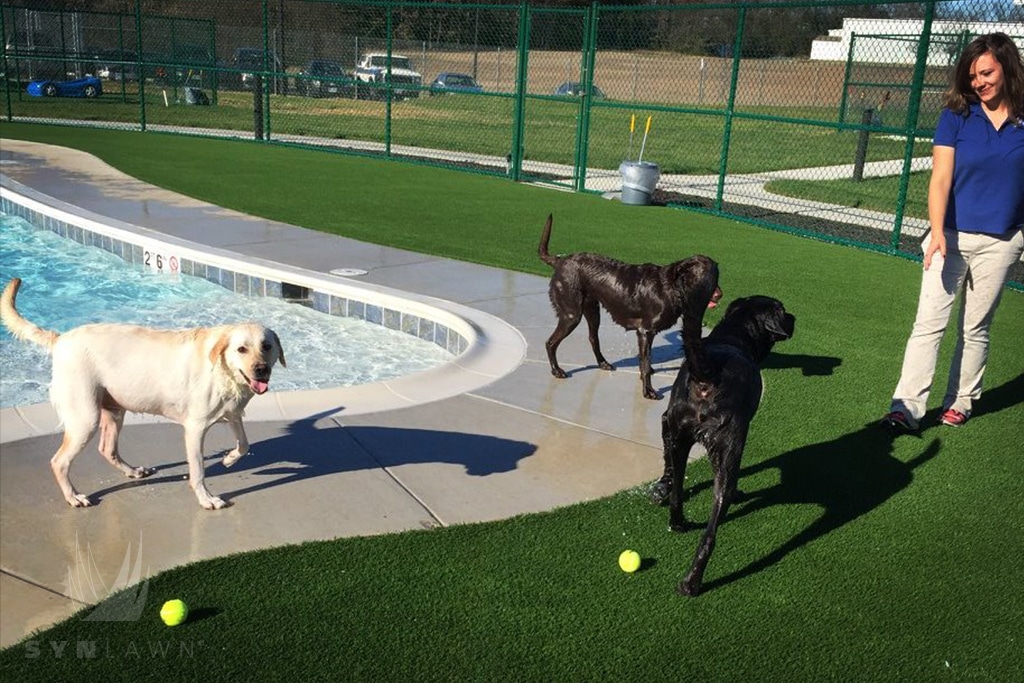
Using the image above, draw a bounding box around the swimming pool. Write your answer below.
[0,212,455,408]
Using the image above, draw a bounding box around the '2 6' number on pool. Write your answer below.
[143,250,180,274]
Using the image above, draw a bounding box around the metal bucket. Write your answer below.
[618,161,660,206]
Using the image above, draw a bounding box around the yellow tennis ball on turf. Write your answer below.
[160,599,189,626]
[618,550,641,574]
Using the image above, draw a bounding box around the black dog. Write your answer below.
[652,294,795,596]
[538,214,721,400]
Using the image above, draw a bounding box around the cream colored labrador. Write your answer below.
[1,278,285,510]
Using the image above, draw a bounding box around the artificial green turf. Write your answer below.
[1,123,1022,682]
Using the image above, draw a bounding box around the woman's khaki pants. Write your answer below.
[890,228,1024,428]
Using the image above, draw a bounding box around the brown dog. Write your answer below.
[538,214,721,399]
[1,278,286,510]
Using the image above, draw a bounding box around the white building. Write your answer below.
[810,18,1024,64]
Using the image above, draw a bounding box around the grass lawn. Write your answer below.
[767,173,930,220]
[0,123,1022,682]
[2,89,929,175]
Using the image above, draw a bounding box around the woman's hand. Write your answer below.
[924,231,946,270]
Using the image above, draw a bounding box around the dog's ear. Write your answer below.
[208,332,231,365]
[676,256,719,304]
[271,330,286,367]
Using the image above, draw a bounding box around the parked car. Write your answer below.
[429,72,483,95]
[354,53,422,99]
[553,81,606,98]
[297,59,355,98]
[27,75,102,98]
[230,47,284,91]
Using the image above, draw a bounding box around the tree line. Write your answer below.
[9,0,1009,60]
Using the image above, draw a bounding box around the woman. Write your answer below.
[883,33,1024,432]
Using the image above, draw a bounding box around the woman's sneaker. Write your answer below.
[881,410,915,433]
[940,408,968,427]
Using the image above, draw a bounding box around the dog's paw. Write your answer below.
[222,449,249,468]
[197,493,231,510]
[127,466,155,479]
[643,387,661,400]
[599,362,615,372]
[676,579,701,597]
[669,516,696,533]
[648,481,670,506]
[67,493,93,508]
[551,368,568,379]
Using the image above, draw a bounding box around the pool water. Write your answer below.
[0,213,454,408]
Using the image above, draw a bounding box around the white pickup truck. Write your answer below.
[354,53,422,99]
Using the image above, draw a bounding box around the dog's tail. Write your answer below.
[1,279,59,351]
[679,263,719,384]
[538,214,560,268]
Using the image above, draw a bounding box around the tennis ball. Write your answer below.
[618,550,641,574]
[160,599,189,627]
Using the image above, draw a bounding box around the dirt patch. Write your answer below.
[425,49,910,108]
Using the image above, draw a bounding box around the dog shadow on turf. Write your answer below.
[698,426,939,594]
[630,332,841,379]
[691,371,1023,594]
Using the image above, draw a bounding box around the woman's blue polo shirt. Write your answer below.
[934,103,1024,235]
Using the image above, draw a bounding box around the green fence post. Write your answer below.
[385,2,394,158]
[262,0,271,141]
[57,11,67,86]
[116,13,126,102]
[574,3,599,192]
[714,6,746,211]
[838,32,857,126]
[509,1,530,182]
[891,0,936,252]
[208,15,217,106]
[135,0,146,132]
[170,15,179,102]
[1,7,11,123]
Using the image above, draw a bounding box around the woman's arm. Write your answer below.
[925,145,955,270]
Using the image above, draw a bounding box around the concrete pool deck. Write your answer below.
[0,140,695,648]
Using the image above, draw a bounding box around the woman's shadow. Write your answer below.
[692,372,1023,593]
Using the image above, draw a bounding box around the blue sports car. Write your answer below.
[27,76,102,99]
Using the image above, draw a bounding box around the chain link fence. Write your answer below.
[2,0,1022,285]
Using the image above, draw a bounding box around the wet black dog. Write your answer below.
[538,214,721,400]
[651,294,795,596]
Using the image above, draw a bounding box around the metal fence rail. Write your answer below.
[2,0,1022,286]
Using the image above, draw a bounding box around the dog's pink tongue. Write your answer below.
[250,379,269,395]
[707,300,718,309]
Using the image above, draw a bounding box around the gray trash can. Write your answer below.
[619,161,660,206]
[184,87,210,106]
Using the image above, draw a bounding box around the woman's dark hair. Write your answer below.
[944,33,1024,120]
